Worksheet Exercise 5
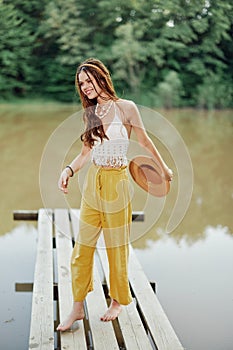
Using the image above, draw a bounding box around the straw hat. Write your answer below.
[129,156,170,197]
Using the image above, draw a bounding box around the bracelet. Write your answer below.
[65,165,74,177]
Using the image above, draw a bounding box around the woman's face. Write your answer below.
[78,70,102,100]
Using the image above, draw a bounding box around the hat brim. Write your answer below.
[129,156,170,197]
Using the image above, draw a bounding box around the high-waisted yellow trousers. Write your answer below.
[71,164,133,305]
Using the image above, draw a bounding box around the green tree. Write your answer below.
[196,73,233,109]
[0,1,34,98]
[0,0,232,106]
[157,71,183,108]
[159,0,233,105]
[111,22,147,97]
[39,0,142,100]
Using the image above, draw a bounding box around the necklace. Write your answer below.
[95,100,113,119]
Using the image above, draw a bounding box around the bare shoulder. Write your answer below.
[116,99,138,121]
[116,98,137,111]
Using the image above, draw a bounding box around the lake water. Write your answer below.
[0,103,232,350]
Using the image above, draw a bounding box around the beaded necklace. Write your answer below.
[95,100,113,119]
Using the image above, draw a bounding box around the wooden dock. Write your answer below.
[14,208,184,350]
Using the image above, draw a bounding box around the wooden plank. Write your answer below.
[13,210,38,221]
[19,207,182,349]
[132,211,145,222]
[54,209,87,349]
[129,246,184,350]
[15,283,33,292]
[70,209,119,350]
[97,243,153,350]
[28,209,54,350]
[13,209,144,222]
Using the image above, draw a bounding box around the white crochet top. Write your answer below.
[91,111,129,168]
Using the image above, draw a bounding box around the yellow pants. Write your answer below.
[71,164,133,305]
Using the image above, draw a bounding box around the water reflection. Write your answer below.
[0,103,80,235]
[0,224,37,350]
[134,225,233,350]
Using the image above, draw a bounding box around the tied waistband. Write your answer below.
[92,163,127,172]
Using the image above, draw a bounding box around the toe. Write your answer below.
[57,324,63,331]
[100,314,108,322]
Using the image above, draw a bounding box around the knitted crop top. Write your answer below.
[91,107,129,168]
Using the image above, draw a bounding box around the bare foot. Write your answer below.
[57,301,85,331]
[100,299,122,322]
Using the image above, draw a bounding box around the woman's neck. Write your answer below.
[97,94,112,105]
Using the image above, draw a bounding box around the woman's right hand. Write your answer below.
[58,169,70,194]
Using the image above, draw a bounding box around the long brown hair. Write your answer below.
[75,58,118,148]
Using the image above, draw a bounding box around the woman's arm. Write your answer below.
[127,101,173,181]
[58,143,91,194]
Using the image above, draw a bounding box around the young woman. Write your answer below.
[57,58,173,331]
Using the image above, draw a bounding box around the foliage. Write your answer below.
[156,71,183,108]
[0,0,34,98]
[0,0,232,108]
[196,73,233,109]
